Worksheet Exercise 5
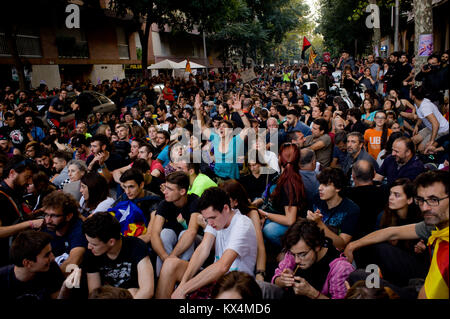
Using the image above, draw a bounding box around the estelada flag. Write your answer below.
[424,226,449,299]
[308,48,317,66]
[185,58,192,73]
[108,201,148,237]
[301,36,311,59]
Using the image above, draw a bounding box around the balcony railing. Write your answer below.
[56,36,89,58]
[0,33,42,57]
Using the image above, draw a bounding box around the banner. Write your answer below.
[418,34,433,57]
[240,69,257,83]
[323,52,331,63]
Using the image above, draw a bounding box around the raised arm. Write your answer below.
[193,93,211,140]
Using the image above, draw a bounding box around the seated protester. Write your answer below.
[376,131,404,167]
[330,131,348,169]
[0,111,32,153]
[342,132,379,180]
[155,130,171,167]
[299,148,320,211]
[50,150,72,189]
[219,180,267,282]
[193,93,250,181]
[309,167,360,251]
[82,212,154,299]
[285,129,306,149]
[155,187,257,299]
[272,218,354,299]
[374,136,425,186]
[251,134,280,174]
[364,110,392,160]
[70,133,91,162]
[281,109,312,137]
[345,170,449,299]
[62,159,87,202]
[0,134,19,158]
[212,271,263,299]
[86,134,123,184]
[79,172,115,218]
[186,159,217,198]
[345,108,366,135]
[240,150,278,203]
[149,172,200,276]
[34,148,53,179]
[40,191,87,274]
[343,160,387,240]
[303,118,333,168]
[422,133,450,167]
[254,144,307,247]
[345,178,429,288]
[0,231,65,300]
[113,124,132,161]
[410,85,449,154]
[112,168,161,230]
[345,278,399,299]
[22,171,57,213]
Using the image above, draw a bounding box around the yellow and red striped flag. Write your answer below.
[424,226,449,299]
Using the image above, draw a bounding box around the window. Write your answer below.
[0,26,42,57]
[116,27,129,59]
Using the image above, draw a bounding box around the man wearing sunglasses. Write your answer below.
[344,170,449,299]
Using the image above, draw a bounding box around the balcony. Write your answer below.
[56,36,89,58]
[0,33,42,57]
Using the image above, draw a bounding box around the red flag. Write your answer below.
[301,37,311,59]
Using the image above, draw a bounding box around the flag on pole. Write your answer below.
[301,36,312,60]
[185,58,192,73]
[308,48,317,66]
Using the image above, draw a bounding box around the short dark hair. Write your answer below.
[156,130,170,140]
[286,109,299,118]
[299,148,315,166]
[347,131,364,144]
[347,108,362,120]
[2,155,38,179]
[91,134,110,147]
[394,136,415,156]
[10,230,53,266]
[42,190,79,217]
[4,111,15,120]
[282,218,327,251]
[119,168,144,186]
[317,167,347,190]
[53,150,72,163]
[166,171,190,191]
[198,187,230,213]
[89,285,133,299]
[313,118,329,133]
[211,271,262,299]
[82,211,121,243]
[71,134,90,147]
[414,170,449,196]
[410,86,426,100]
[334,131,347,144]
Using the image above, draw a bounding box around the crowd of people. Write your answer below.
[0,48,448,300]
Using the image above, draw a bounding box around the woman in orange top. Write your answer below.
[364,110,392,159]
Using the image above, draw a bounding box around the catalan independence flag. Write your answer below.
[185,58,192,73]
[108,201,148,237]
[424,226,449,299]
[308,48,317,66]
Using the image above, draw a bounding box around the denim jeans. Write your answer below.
[156,229,195,276]
[262,219,289,247]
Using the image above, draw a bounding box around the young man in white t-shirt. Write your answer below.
[410,86,449,153]
[155,187,257,299]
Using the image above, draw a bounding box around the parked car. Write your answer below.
[35,91,116,126]
[123,84,164,108]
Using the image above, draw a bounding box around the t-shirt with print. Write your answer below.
[304,134,333,167]
[42,218,88,266]
[416,98,449,134]
[83,236,148,289]
[155,194,199,236]
[313,195,360,237]
[0,261,64,300]
[204,210,257,276]
[364,128,392,159]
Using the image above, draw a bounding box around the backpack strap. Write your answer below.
[0,190,23,219]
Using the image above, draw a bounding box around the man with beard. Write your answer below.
[374,136,424,186]
[0,155,42,267]
[341,132,379,179]
[24,112,45,142]
[40,190,87,274]
[345,170,449,299]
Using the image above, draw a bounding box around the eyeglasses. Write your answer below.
[290,249,312,260]
[414,196,449,207]
[43,213,64,219]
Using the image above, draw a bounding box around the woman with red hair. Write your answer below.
[254,143,307,247]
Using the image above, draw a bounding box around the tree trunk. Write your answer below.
[370,0,381,57]
[413,0,433,78]
[4,24,26,90]
[140,12,152,79]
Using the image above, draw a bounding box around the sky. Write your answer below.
[305,0,320,25]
